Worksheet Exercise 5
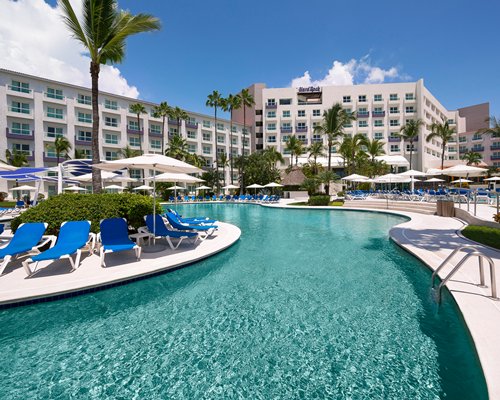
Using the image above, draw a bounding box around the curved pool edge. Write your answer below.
[264,201,499,399]
[0,222,241,309]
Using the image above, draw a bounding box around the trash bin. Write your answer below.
[436,200,455,217]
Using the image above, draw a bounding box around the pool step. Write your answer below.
[343,200,437,215]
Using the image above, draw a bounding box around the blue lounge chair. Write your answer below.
[165,212,217,239]
[23,221,93,276]
[0,222,49,275]
[98,218,141,267]
[143,214,198,249]
[167,209,217,224]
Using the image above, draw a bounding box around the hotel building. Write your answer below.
[233,80,491,171]
[0,69,250,196]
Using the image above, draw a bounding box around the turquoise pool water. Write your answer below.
[0,204,487,399]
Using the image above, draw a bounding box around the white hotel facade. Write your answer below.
[0,69,250,196]
[233,80,491,172]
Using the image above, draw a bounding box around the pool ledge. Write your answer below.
[0,222,241,308]
[268,201,500,399]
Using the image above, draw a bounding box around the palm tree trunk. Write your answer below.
[90,61,102,193]
[326,143,332,195]
[441,143,446,172]
[137,113,142,155]
[161,115,166,154]
[409,139,413,170]
[241,105,246,192]
[230,108,234,184]
[214,108,219,193]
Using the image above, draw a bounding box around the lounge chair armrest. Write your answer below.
[138,226,149,234]
[88,233,97,252]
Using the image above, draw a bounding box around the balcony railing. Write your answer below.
[126,127,143,135]
[74,136,92,146]
[357,112,370,118]
[43,152,59,162]
[265,104,277,109]
[491,145,500,151]
[404,136,418,142]
[372,111,385,117]
[296,126,308,133]
[281,127,293,133]
[148,129,163,137]
[6,128,34,140]
[44,92,65,101]
[472,147,485,152]
[7,85,32,95]
[9,107,31,115]
[388,137,401,142]
[168,119,178,125]
[491,155,500,160]
[185,122,198,129]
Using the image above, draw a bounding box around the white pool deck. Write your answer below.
[0,221,241,307]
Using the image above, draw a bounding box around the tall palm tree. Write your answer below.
[186,153,205,169]
[165,134,188,160]
[285,135,302,166]
[119,145,140,158]
[59,0,160,193]
[206,91,223,192]
[4,149,28,167]
[54,135,72,164]
[398,118,423,169]
[237,88,255,191]
[478,116,500,138]
[461,151,482,166]
[221,94,242,184]
[314,104,356,194]
[152,101,171,153]
[262,146,284,168]
[307,141,325,175]
[170,106,189,139]
[129,103,147,154]
[362,138,385,163]
[74,148,86,160]
[426,118,456,172]
[218,152,230,187]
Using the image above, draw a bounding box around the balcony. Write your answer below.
[372,111,385,117]
[472,147,485,152]
[281,127,292,134]
[43,152,59,162]
[491,155,500,161]
[357,112,370,118]
[388,136,401,142]
[296,126,308,133]
[126,127,143,135]
[44,92,66,104]
[148,128,163,137]
[47,113,66,122]
[298,139,309,145]
[7,85,33,98]
[168,119,178,125]
[74,136,92,146]
[7,107,33,118]
[404,136,419,142]
[491,145,500,151]
[185,122,198,129]
[6,127,34,140]
[265,104,277,109]
[44,132,66,141]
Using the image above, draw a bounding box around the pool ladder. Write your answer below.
[431,245,497,303]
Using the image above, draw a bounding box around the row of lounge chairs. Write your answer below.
[168,194,281,203]
[0,209,218,277]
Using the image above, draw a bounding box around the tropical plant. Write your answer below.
[307,141,325,175]
[285,135,302,166]
[119,145,140,158]
[426,118,456,172]
[301,177,320,195]
[152,101,171,153]
[338,133,366,174]
[398,119,423,169]
[237,88,255,191]
[201,169,219,190]
[51,135,72,164]
[218,152,230,187]
[318,170,338,191]
[221,94,242,184]
[362,138,385,163]
[461,151,482,166]
[262,146,284,168]
[234,152,280,188]
[73,148,86,160]
[186,153,205,169]
[478,116,500,138]
[4,149,28,167]
[59,0,160,192]
[165,134,188,160]
[129,103,147,154]
[314,104,356,193]
[170,106,189,140]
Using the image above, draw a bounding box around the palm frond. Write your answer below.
[58,0,90,51]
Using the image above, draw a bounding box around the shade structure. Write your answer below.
[196,185,212,190]
[374,155,409,167]
[73,170,122,182]
[64,185,87,191]
[264,182,283,188]
[342,174,369,181]
[441,164,488,178]
[426,168,443,176]
[451,178,473,184]
[397,169,426,191]
[351,177,369,183]
[103,184,124,190]
[222,184,240,190]
[484,177,500,181]
[246,183,265,189]
[10,185,37,191]
[133,185,154,191]
[0,163,17,171]
[425,178,445,183]
[148,172,204,184]
[167,185,186,190]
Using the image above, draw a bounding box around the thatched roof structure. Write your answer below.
[281,167,306,186]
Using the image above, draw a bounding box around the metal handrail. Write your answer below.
[431,245,497,303]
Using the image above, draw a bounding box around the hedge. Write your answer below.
[308,195,331,206]
[10,193,160,235]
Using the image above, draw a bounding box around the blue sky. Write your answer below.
[10,0,500,118]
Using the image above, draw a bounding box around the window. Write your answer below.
[232,137,238,145]
[76,130,91,142]
[267,123,276,131]
[374,120,384,127]
[13,143,31,155]
[46,126,63,138]
[374,132,384,140]
[472,133,482,141]
[282,122,291,129]
[374,94,383,102]
[217,135,225,143]
[282,135,289,143]
[77,112,91,123]
[312,109,321,117]
[202,145,211,155]
[389,107,399,114]
[405,93,415,101]
[297,110,305,117]
[46,88,64,100]
[105,151,119,161]
[104,117,118,127]
[297,135,307,145]
[312,134,322,142]
[312,122,319,128]
[11,122,30,135]
[267,98,276,106]
[129,169,141,179]
[256,121,263,127]
[104,99,118,110]
[448,119,455,124]
[203,120,211,128]
[390,145,400,152]
[104,133,118,144]
[267,111,276,118]
[150,139,161,150]
[389,93,399,101]
[297,122,306,129]
[459,136,467,143]
[279,98,292,105]
[128,120,139,130]
[255,110,263,116]
[217,123,224,131]
[358,95,367,102]
[150,124,161,134]
[188,144,197,153]
[77,94,91,105]
[187,117,196,125]
[405,106,415,113]
[282,110,291,118]
[373,107,383,113]
[343,96,351,103]
[406,144,416,152]
[187,131,197,139]
[10,101,30,114]
[267,136,276,143]
[358,107,368,115]
[129,136,141,147]
[358,120,368,128]
[202,132,211,141]
[168,127,177,136]
[390,119,400,127]
[47,107,63,119]
[10,80,30,93]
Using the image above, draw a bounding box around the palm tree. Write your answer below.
[398,118,423,169]
[59,0,160,193]
[340,133,366,174]
[54,135,72,164]
[426,118,456,172]
[152,101,171,153]
[218,152,230,187]
[170,106,189,139]
[285,135,302,166]
[307,141,325,175]
[186,153,205,169]
[478,116,500,138]
[4,149,28,167]
[461,151,482,166]
[221,94,242,184]
[165,134,188,160]
[206,91,223,192]
[262,146,284,168]
[74,149,86,160]
[119,145,140,158]
[363,138,385,163]
[237,88,255,191]
[314,104,356,194]
[129,103,147,154]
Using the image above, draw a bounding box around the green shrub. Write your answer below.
[308,195,331,206]
[462,225,500,250]
[10,193,160,235]
[494,213,500,223]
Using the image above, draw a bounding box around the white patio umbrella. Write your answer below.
[168,185,186,200]
[94,154,202,251]
[425,178,445,182]
[147,172,204,184]
[64,185,87,192]
[133,185,154,191]
[197,185,212,190]
[246,183,265,195]
[103,184,124,191]
[342,174,369,181]
[398,169,426,191]
[222,184,240,189]
[484,176,500,191]
[442,164,487,178]
[451,178,473,184]
[10,185,37,191]
[264,182,283,188]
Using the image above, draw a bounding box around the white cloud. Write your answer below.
[290,57,402,87]
[0,0,139,98]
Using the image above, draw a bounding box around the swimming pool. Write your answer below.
[0,204,487,399]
